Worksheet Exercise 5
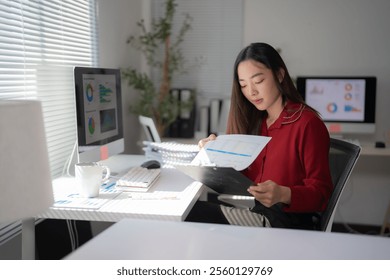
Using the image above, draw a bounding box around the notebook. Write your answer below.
[175,165,254,196]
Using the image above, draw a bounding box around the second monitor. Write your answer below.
[296,76,376,135]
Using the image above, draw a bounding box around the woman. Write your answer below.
[186,42,333,230]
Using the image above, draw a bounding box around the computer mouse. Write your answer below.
[141,160,161,169]
[375,141,386,148]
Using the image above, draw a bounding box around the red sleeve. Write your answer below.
[284,115,333,212]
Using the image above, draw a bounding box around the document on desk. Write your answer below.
[52,180,121,210]
[191,134,271,171]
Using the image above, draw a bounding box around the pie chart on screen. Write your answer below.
[327,103,338,113]
[86,83,94,102]
[88,117,95,134]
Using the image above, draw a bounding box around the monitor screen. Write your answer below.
[296,76,376,135]
[74,67,124,162]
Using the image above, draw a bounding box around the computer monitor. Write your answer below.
[74,67,124,162]
[296,76,376,135]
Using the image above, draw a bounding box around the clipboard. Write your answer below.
[175,165,254,196]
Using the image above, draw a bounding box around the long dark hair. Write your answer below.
[226,42,308,134]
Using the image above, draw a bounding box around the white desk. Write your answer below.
[37,154,204,222]
[333,143,390,226]
[360,144,390,156]
[65,218,390,260]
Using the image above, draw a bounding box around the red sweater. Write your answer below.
[243,102,333,213]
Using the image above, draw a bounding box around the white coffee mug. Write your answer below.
[75,162,111,198]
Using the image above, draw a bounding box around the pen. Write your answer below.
[102,182,116,190]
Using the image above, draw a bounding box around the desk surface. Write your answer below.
[360,144,390,156]
[65,218,390,260]
[38,154,203,222]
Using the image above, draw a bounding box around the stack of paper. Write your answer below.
[142,141,200,166]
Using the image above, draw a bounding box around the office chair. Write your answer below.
[318,138,361,232]
[380,201,390,235]
[218,138,361,232]
[139,115,162,142]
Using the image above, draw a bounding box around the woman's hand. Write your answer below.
[247,180,291,207]
[198,134,217,148]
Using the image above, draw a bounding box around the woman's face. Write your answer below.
[237,59,282,112]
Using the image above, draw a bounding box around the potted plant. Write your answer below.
[122,0,195,136]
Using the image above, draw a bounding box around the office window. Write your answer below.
[0,0,98,178]
[151,0,243,98]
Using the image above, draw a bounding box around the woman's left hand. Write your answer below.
[247,180,291,207]
[198,134,217,148]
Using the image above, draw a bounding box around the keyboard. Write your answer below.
[116,167,161,192]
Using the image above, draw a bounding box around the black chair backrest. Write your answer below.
[319,138,361,231]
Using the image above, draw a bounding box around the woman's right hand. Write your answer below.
[198,134,217,148]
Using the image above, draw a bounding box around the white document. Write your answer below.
[51,177,120,209]
[191,134,271,171]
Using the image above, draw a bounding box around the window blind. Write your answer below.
[0,0,98,178]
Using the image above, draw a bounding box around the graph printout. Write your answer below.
[191,134,271,171]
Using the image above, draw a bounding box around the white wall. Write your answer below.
[243,0,390,226]
[243,0,390,144]
[97,0,390,152]
[96,0,144,154]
